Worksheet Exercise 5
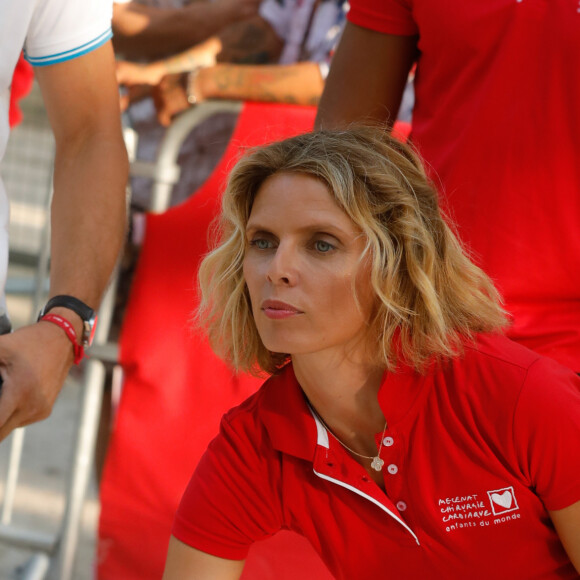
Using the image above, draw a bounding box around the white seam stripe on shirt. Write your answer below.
[313,469,421,545]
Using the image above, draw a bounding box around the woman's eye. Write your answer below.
[314,240,334,253]
[250,239,273,250]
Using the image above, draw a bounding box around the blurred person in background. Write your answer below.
[0,0,127,440]
[315,0,580,375]
[112,0,262,60]
[112,0,265,210]
[94,0,348,477]
[115,0,347,208]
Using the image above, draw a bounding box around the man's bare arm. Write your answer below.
[215,15,283,65]
[113,0,261,60]
[315,22,418,129]
[152,62,323,126]
[0,41,128,440]
[116,16,284,88]
[195,62,323,105]
[38,42,128,307]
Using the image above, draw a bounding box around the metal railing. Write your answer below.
[0,98,241,579]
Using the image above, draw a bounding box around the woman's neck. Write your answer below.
[292,351,387,442]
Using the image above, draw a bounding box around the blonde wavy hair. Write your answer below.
[198,126,507,375]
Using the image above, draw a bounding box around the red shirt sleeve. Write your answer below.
[513,358,580,511]
[172,411,285,560]
[347,0,418,36]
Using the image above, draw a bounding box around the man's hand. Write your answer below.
[152,73,193,126]
[119,84,153,113]
[0,322,75,441]
[117,59,165,87]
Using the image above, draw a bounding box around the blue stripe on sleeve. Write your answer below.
[24,28,112,67]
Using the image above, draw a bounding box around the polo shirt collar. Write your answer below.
[260,364,319,462]
[260,362,432,459]
[378,364,432,427]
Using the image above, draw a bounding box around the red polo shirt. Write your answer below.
[346,0,580,372]
[173,333,580,579]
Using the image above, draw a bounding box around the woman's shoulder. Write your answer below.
[431,332,580,437]
[216,364,302,448]
[451,331,580,431]
[460,332,577,391]
[222,365,295,422]
[464,332,542,371]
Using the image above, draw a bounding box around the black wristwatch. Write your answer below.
[38,295,97,347]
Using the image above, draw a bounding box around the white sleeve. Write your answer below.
[24,0,113,66]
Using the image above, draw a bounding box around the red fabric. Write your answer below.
[9,54,33,128]
[174,335,580,579]
[97,102,335,579]
[40,314,83,364]
[348,0,580,371]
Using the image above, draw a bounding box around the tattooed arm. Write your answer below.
[151,62,322,125]
[194,62,323,105]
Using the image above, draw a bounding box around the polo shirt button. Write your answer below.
[383,436,394,446]
[387,464,398,475]
[396,501,407,512]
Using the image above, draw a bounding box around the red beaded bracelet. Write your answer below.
[40,313,84,365]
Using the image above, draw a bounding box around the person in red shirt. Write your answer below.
[315,0,580,374]
[162,127,580,578]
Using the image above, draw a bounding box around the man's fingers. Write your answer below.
[119,93,130,112]
[158,108,172,127]
[0,382,20,441]
[0,376,15,428]
[0,375,52,441]
[0,399,52,441]
[0,412,21,443]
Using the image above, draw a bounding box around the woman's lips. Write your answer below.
[261,300,303,320]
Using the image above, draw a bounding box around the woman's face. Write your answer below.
[243,172,375,361]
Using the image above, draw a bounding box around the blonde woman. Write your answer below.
[163,127,580,579]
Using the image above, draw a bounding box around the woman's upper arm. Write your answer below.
[163,536,245,580]
[549,500,580,574]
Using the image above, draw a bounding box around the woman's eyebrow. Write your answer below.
[245,224,272,235]
[246,221,352,236]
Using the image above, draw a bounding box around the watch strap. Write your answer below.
[38,295,96,347]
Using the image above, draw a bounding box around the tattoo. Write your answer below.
[213,67,246,92]
[211,65,320,106]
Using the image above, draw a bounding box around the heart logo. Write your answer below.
[491,490,512,509]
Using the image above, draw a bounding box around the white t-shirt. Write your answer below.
[0,0,113,317]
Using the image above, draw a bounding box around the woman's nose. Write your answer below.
[266,245,297,285]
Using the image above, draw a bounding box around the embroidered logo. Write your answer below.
[487,486,519,516]
[438,487,522,532]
